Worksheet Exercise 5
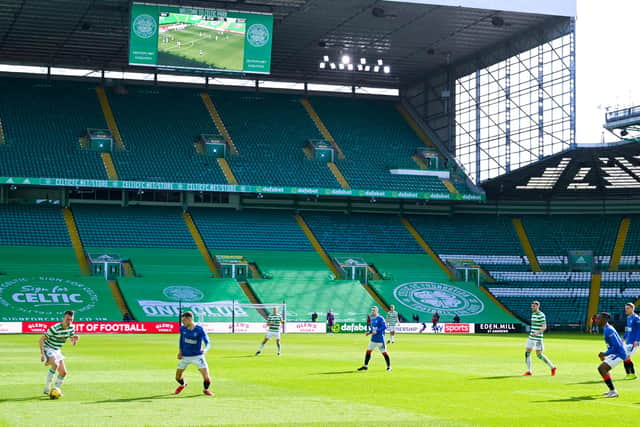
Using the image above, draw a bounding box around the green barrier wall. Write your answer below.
[239,251,379,322]
[85,248,210,277]
[359,253,520,323]
[0,274,122,321]
[118,276,265,322]
[0,246,80,276]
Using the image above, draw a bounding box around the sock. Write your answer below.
[45,368,55,388]
[54,375,65,388]
[390,335,395,343]
[177,378,185,385]
[525,352,532,372]
[258,342,265,351]
[537,353,555,368]
[382,352,391,368]
[277,343,281,353]
[603,375,615,391]
[203,379,210,390]
[625,360,635,374]
[363,350,372,366]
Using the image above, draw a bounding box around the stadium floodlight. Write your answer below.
[330,62,336,69]
[364,65,370,71]
[357,64,363,71]
[360,57,366,65]
[374,65,380,72]
[320,62,326,69]
[347,64,354,71]
[341,55,350,64]
[377,59,383,66]
[338,63,345,70]
[383,65,390,73]
[323,55,329,62]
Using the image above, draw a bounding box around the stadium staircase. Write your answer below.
[62,207,91,276]
[182,210,220,277]
[586,273,601,330]
[299,98,346,160]
[95,87,125,151]
[326,162,351,189]
[0,115,5,144]
[512,218,541,272]
[107,280,133,318]
[310,96,450,193]
[395,103,437,150]
[400,217,456,280]
[100,152,119,180]
[294,214,342,278]
[609,217,631,271]
[441,179,459,195]
[200,92,239,155]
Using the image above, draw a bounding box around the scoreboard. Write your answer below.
[129,3,273,74]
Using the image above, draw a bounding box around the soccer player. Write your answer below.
[386,305,399,344]
[358,306,391,372]
[523,301,557,376]
[174,311,213,396]
[622,302,640,379]
[596,312,627,398]
[255,307,282,356]
[39,310,79,396]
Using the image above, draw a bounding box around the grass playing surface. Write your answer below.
[1,333,638,426]
[158,26,245,70]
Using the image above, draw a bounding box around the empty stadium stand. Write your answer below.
[106,85,228,184]
[309,96,451,193]
[0,78,108,179]
[210,91,341,188]
[486,272,591,326]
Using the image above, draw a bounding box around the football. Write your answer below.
[49,387,62,400]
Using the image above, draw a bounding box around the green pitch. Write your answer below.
[157,26,245,71]
[0,333,637,426]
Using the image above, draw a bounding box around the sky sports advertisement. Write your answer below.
[129,3,273,74]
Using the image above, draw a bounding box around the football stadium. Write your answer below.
[1,0,639,425]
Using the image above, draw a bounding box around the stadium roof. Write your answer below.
[0,0,572,87]
[481,141,640,201]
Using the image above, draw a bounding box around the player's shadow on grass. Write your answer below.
[532,395,597,403]
[564,380,604,385]
[0,396,48,403]
[470,375,521,380]
[311,370,358,375]
[85,393,199,404]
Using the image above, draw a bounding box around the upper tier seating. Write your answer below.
[0,78,107,179]
[310,96,450,193]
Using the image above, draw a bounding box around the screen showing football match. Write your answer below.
[129,3,273,74]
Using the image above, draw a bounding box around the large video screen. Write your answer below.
[129,3,273,74]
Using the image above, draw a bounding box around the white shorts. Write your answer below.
[265,330,281,340]
[625,344,638,358]
[604,354,624,369]
[44,348,64,363]
[177,355,208,370]
[367,341,387,352]
[525,339,544,351]
[387,326,397,333]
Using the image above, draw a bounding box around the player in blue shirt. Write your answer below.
[596,312,627,398]
[174,311,213,396]
[358,306,392,372]
[622,302,640,379]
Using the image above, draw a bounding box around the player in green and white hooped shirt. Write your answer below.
[256,307,282,356]
[386,305,399,344]
[523,301,556,376]
[39,310,79,395]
